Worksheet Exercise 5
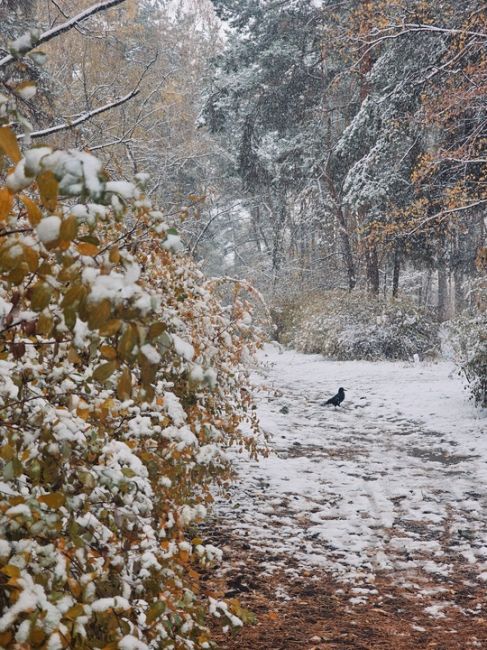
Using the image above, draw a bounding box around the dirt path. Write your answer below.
[206,529,487,649]
[211,345,487,648]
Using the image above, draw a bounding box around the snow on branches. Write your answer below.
[0,117,260,647]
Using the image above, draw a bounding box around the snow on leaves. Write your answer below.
[0,123,261,648]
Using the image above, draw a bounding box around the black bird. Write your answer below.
[324,387,346,407]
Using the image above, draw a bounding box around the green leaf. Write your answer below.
[117,324,137,360]
[93,361,117,382]
[3,459,22,480]
[146,601,166,624]
[30,283,52,311]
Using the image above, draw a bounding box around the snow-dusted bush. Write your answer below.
[448,286,487,407]
[276,290,439,360]
[0,118,260,647]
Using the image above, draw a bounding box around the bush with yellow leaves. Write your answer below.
[0,93,260,648]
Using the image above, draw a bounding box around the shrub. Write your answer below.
[0,110,259,646]
[448,285,487,407]
[274,289,439,361]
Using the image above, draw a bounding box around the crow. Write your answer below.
[324,387,346,407]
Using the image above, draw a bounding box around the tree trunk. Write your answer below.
[452,233,464,314]
[454,267,464,314]
[437,257,449,322]
[392,242,401,298]
[337,206,357,290]
[271,195,287,287]
[323,177,356,290]
[422,269,432,307]
[250,205,262,253]
[365,243,380,295]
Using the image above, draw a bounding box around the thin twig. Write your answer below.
[0,0,127,68]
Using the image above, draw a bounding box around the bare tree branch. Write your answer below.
[0,0,127,68]
[407,200,487,236]
[18,87,139,140]
[87,137,134,152]
[190,203,243,255]
[357,22,487,48]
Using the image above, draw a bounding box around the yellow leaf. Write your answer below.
[23,245,39,272]
[117,366,132,400]
[148,321,166,340]
[76,406,90,421]
[1,565,21,578]
[62,284,85,308]
[0,126,21,163]
[0,187,13,220]
[109,246,120,264]
[9,495,25,505]
[14,80,36,98]
[29,628,46,645]
[100,345,117,360]
[188,567,200,581]
[37,312,53,336]
[37,170,58,211]
[60,214,78,242]
[77,242,99,256]
[37,491,65,509]
[88,298,111,330]
[6,576,19,587]
[117,324,137,359]
[0,444,15,461]
[68,577,82,598]
[99,319,122,336]
[20,194,42,226]
[68,347,81,364]
[64,604,85,620]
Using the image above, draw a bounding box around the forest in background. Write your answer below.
[201,0,486,400]
[6,1,485,311]
[9,0,481,397]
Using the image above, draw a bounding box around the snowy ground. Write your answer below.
[216,344,487,608]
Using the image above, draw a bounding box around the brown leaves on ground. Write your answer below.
[205,527,487,650]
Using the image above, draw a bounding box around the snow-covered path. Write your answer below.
[217,345,487,605]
